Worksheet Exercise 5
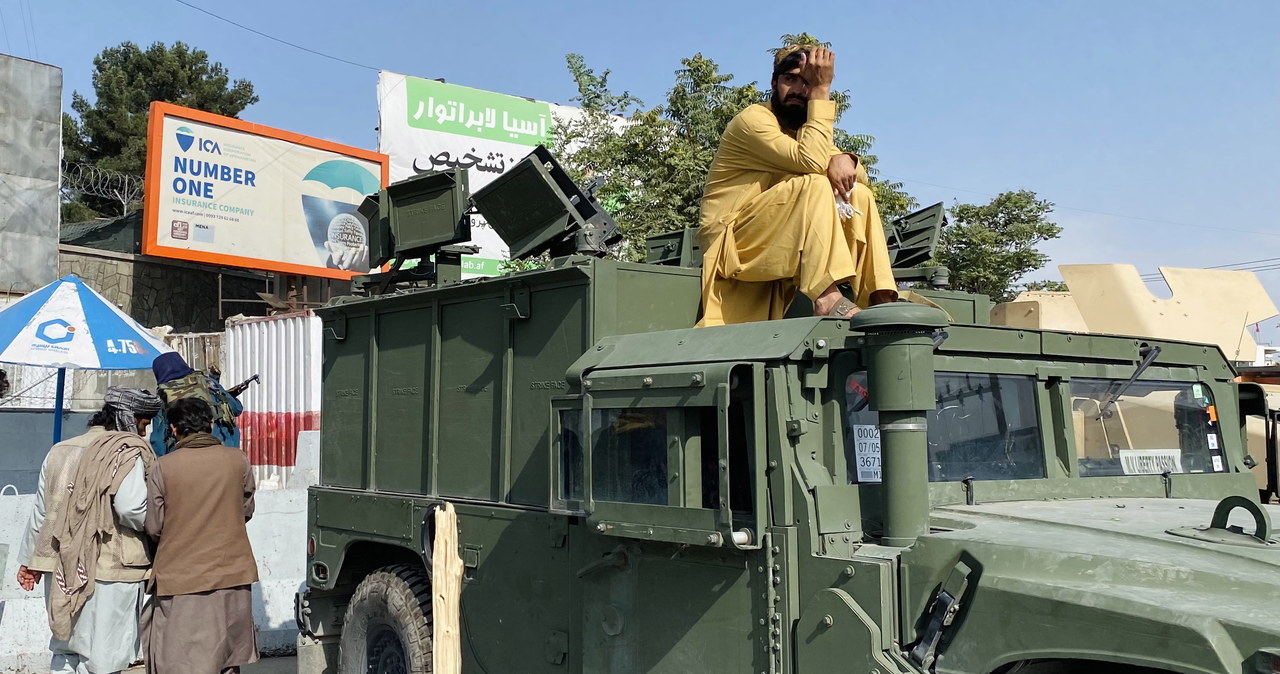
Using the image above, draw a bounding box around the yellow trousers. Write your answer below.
[697,174,897,326]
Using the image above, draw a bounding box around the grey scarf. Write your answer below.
[103,386,162,434]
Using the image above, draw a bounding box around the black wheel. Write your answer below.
[339,564,433,674]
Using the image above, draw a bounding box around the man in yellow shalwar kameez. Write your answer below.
[697,45,898,326]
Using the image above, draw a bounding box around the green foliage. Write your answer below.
[1022,279,1069,293]
[499,253,551,274]
[63,41,258,215]
[771,32,832,53]
[60,108,100,221]
[563,53,641,116]
[933,190,1063,303]
[61,112,87,165]
[556,34,916,262]
[60,200,100,225]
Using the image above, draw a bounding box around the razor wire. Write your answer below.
[61,161,144,217]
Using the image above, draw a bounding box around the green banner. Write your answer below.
[405,77,551,147]
[461,256,503,276]
[401,256,502,276]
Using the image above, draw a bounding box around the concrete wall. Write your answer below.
[0,432,319,672]
[0,55,61,293]
[0,410,94,495]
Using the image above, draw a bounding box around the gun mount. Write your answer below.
[470,145,620,260]
[353,146,619,295]
[642,200,953,290]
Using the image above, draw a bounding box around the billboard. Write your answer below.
[0,55,62,292]
[143,102,389,280]
[377,72,586,275]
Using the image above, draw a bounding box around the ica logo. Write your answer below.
[36,319,76,345]
[174,126,221,154]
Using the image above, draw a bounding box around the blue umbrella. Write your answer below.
[0,274,172,442]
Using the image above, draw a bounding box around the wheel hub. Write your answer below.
[367,625,409,674]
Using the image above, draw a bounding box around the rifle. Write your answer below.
[227,374,260,398]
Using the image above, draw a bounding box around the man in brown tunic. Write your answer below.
[144,397,259,674]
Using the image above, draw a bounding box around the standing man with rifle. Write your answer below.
[149,353,254,457]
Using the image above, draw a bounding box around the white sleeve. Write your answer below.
[15,458,50,565]
[112,458,148,532]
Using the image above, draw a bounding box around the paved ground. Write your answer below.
[126,656,296,673]
[245,657,297,673]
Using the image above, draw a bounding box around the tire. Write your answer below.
[339,564,434,674]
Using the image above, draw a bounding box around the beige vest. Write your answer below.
[28,427,152,582]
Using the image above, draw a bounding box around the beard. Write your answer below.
[770,89,808,130]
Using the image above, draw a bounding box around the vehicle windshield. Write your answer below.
[845,372,1045,483]
[1069,379,1226,477]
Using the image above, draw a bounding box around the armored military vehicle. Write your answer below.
[296,148,1280,673]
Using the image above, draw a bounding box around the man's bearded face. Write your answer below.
[771,71,809,130]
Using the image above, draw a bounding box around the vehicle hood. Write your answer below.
[906,498,1280,673]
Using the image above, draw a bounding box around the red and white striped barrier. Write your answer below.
[224,311,322,489]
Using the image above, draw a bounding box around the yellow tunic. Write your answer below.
[696,100,897,326]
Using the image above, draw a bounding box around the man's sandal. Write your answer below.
[826,297,857,317]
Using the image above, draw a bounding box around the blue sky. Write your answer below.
[5,0,1279,338]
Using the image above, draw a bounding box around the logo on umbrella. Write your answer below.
[36,319,76,345]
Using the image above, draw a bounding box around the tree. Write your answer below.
[1022,280,1069,293]
[62,41,258,217]
[556,34,916,261]
[932,190,1063,303]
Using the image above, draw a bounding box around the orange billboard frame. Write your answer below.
[143,101,389,280]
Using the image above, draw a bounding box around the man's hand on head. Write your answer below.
[827,153,859,197]
[799,47,835,99]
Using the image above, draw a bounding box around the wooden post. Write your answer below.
[432,502,463,674]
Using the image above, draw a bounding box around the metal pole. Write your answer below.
[851,304,948,548]
[52,367,66,443]
[877,409,930,547]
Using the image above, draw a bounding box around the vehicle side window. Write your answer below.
[845,372,1046,483]
[930,373,1045,481]
[591,409,673,505]
[558,409,585,501]
[564,404,724,510]
[845,372,881,483]
[1070,379,1226,477]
